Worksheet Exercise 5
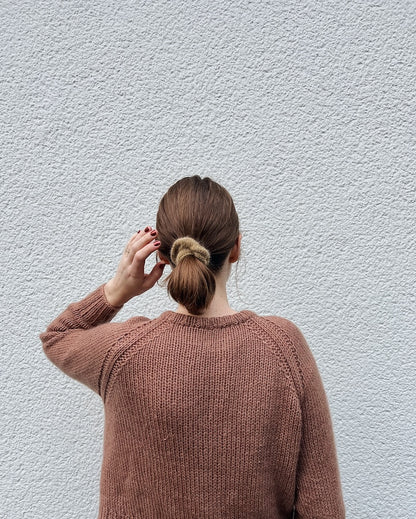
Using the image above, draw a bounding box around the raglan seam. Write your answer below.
[250,316,306,402]
[102,318,173,403]
[97,320,151,398]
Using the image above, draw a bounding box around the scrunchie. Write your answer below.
[170,236,210,267]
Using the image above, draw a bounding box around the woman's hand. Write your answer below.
[104,226,168,307]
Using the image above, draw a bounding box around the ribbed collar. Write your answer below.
[159,309,256,329]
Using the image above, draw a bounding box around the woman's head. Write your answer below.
[156,175,241,315]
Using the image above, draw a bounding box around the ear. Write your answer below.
[229,233,242,263]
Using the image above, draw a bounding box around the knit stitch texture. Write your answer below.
[39,283,345,518]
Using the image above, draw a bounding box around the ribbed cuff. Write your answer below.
[72,283,124,326]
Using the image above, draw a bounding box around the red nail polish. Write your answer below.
[144,226,150,232]
[137,230,141,233]
[150,230,157,236]
[154,241,160,246]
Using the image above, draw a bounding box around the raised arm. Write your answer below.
[39,283,149,396]
[39,228,165,397]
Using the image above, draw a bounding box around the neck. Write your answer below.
[175,281,237,317]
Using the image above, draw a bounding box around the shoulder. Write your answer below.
[99,314,151,334]
[96,315,152,357]
[252,314,317,397]
[125,315,152,327]
[254,314,310,353]
[261,315,310,352]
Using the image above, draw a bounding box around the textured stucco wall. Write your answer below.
[1,1,415,518]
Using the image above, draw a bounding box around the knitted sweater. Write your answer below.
[39,283,345,519]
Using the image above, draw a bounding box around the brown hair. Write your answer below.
[156,175,240,315]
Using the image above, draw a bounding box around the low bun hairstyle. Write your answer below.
[156,176,240,316]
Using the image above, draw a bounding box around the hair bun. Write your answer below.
[171,236,210,267]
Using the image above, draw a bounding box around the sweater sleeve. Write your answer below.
[284,320,346,519]
[39,283,149,397]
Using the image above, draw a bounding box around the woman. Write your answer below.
[40,175,345,518]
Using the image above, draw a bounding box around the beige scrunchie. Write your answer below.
[170,236,210,267]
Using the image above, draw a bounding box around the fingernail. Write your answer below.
[144,226,150,232]
[137,229,141,233]
[154,241,160,246]
[150,230,157,236]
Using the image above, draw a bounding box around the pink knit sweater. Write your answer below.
[40,283,345,519]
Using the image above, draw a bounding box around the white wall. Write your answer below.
[1,1,415,517]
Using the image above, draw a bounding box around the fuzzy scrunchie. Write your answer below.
[170,236,210,267]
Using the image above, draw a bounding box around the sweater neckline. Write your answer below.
[159,309,256,329]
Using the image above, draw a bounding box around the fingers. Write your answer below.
[125,227,153,255]
[141,261,166,291]
[127,227,152,246]
[127,226,153,247]
[125,229,146,254]
[128,226,159,264]
[131,240,160,269]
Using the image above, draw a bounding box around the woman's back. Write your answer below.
[40,283,345,518]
